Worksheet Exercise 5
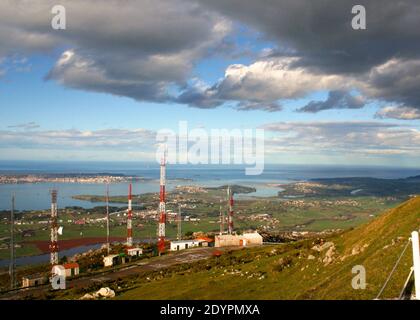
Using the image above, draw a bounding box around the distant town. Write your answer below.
[0,173,145,184]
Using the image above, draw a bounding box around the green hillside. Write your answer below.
[116,196,420,300]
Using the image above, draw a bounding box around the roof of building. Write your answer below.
[127,247,142,251]
[63,262,79,269]
[195,237,214,242]
[22,273,46,280]
[243,232,263,239]
[104,254,119,259]
[170,239,197,244]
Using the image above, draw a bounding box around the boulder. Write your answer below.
[95,287,115,298]
[312,241,334,252]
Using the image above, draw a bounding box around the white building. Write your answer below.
[51,265,66,277]
[103,254,119,267]
[63,263,80,277]
[170,239,205,251]
[215,232,263,248]
[127,247,143,256]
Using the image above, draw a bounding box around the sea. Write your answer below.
[1,161,420,266]
[1,160,420,211]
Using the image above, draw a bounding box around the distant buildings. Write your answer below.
[170,238,212,251]
[103,254,121,267]
[127,247,143,257]
[22,274,47,288]
[63,263,80,277]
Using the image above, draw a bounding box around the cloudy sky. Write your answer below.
[1,0,420,166]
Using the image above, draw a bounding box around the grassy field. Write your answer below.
[112,196,420,300]
[0,188,404,260]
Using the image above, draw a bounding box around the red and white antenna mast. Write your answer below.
[127,183,133,248]
[50,189,59,265]
[228,186,234,235]
[157,153,166,254]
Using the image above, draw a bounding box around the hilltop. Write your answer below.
[280,176,420,197]
[113,196,420,300]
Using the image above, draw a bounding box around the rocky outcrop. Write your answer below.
[80,287,115,300]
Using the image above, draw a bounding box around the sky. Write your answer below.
[1,0,420,167]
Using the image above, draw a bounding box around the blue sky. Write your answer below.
[1,1,420,167]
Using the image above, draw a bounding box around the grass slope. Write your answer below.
[117,196,420,300]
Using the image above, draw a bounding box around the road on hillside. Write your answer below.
[0,247,230,300]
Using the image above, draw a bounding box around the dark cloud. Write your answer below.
[298,90,365,113]
[2,0,420,112]
[189,0,420,111]
[194,0,420,74]
[0,0,230,103]
[236,101,282,112]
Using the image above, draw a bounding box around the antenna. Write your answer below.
[219,199,224,235]
[227,186,234,235]
[50,189,59,265]
[157,152,166,254]
[106,183,110,255]
[127,183,133,248]
[9,194,15,290]
[177,204,182,241]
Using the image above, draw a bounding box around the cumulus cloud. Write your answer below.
[178,57,352,110]
[0,0,231,102]
[185,0,420,112]
[363,58,420,109]
[375,105,420,120]
[2,0,420,114]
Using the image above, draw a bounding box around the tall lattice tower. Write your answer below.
[50,189,59,265]
[106,183,110,255]
[227,186,234,235]
[127,183,133,248]
[157,155,166,254]
[177,204,182,241]
[9,194,16,290]
[219,199,224,235]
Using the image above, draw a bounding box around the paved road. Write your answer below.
[0,247,229,300]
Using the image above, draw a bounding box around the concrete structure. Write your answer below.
[127,247,143,257]
[170,239,208,251]
[103,254,119,267]
[51,264,66,277]
[22,274,47,288]
[215,232,263,248]
[64,263,80,277]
